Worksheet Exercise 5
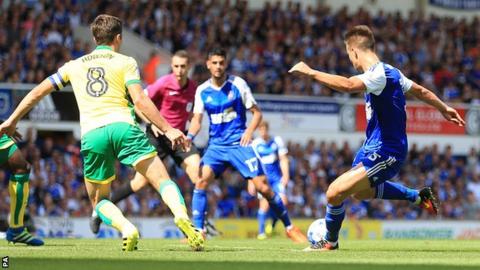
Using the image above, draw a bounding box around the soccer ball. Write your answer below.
[307,218,327,245]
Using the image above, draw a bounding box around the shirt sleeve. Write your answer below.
[355,64,386,96]
[399,71,413,93]
[274,136,288,156]
[235,77,257,109]
[193,86,204,114]
[146,77,164,100]
[124,57,141,87]
[48,62,70,91]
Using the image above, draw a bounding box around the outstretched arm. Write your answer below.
[407,82,465,126]
[289,61,366,93]
[0,79,55,136]
[128,84,189,150]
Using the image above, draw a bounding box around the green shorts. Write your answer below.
[81,122,157,183]
[0,134,17,165]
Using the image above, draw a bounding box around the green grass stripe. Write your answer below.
[13,258,480,270]
[2,239,480,270]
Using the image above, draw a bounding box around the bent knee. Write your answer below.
[258,188,273,199]
[326,186,345,205]
[195,178,210,189]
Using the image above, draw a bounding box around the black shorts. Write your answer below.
[145,125,200,166]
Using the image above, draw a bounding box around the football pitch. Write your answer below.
[1,238,479,270]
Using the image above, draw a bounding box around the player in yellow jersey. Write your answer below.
[0,14,204,251]
[0,127,44,246]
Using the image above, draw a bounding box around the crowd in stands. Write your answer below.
[0,0,479,104]
[0,129,478,222]
[0,1,479,222]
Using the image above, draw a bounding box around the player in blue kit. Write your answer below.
[289,25,465,251]
[250,121,290,240]
[188,47,307,243]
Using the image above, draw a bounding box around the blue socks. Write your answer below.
[267,193,292,228]
[192,189,207,229]
[325,203,345,242]
[376,181,419,203]
[269,209,279,228]
[323,181,418,243]
[258,210,267,235]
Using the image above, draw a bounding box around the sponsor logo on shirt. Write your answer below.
[210,107,237,124]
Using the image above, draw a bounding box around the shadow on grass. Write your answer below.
[13,258,479,270]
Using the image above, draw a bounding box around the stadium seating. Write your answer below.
[0,1,479,103]
[0,127,476,220]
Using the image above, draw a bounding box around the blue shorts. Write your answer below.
[352,148,404,187]
[201,144,264,179]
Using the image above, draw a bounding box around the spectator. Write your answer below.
[0,1,479,103]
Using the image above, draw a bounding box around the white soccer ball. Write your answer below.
[307,218,327,245]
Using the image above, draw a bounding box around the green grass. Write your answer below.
[1,238,480,270]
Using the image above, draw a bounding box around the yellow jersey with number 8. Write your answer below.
[48,45,141,136]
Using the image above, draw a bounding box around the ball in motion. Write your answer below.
[307,218,327,245]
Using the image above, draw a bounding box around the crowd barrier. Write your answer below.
[30,217,480,240]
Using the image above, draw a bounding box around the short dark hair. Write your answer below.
[90,14,122,45]
[207,47,227,59]
[344,25,375,51]
[173,50,189,62]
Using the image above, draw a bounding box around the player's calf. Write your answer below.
[95,199,140,251]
